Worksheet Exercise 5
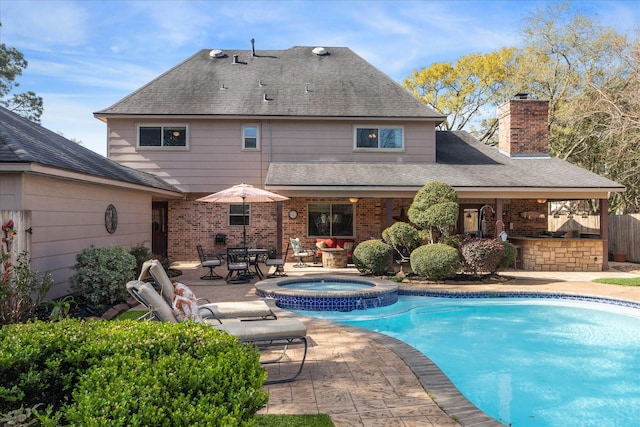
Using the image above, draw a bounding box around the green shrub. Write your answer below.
[382,222,420,260]
[0,319,268,425]
[129,245,170,277]
[352,240,392,275]
[498,241,517,270]
[460,238,505,275]
[0,249,53,325]
[72,245,137,306]
[410,244,460,280]
[407,181,459,243]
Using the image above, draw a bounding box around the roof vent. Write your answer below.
[312,47,329,56]
[209,49,225,58]
[251,38,256,57]
[233,54,239,64]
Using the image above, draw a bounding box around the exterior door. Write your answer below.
[152,202,168,257]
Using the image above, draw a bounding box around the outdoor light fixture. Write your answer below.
[349,197,359,203]
[537,198,547,204]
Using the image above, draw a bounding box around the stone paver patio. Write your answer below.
[167,261,640,427]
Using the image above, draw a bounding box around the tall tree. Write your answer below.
[0,24,43,123]
[403,47,519,143]
[516,3,638,212]
[403,3,639,212]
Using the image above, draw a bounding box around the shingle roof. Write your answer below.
[0,106,181,193]
[95,46,444,119]
[265,131,624,190]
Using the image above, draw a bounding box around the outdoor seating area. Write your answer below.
[131,259,307,384]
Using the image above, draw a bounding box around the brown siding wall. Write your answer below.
[20,175,152,298]
[108,118,436,194]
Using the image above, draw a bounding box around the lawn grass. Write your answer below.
[254,414,334,427]
[593,277,640,286]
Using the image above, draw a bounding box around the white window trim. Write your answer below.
[353,125,404,151]
[136,124,189,150]
[242,124,260,151]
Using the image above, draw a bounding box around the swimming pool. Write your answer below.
[296,295,640,426]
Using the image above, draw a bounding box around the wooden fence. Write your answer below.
[608,214,640,263]
[548,214,639,263]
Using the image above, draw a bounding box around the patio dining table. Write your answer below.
[218,248,269,280]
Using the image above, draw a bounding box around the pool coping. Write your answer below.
[297,290,640,427]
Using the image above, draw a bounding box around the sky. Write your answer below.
[1,0,638,156]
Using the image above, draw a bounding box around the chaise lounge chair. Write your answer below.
[138,259,275,320]
[126,279,307,384]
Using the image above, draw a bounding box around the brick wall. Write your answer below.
[167,197,393,262]
[167,196,279,261]
[498,98,549,157]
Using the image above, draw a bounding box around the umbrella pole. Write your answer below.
[242,197,247,250]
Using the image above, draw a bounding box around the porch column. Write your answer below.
[386,198,394,227]
[600,198,609,271]
[495,199,505,237]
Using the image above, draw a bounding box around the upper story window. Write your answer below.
[354,126,403,150]
[243,124,260,150]
[138,125,187,148]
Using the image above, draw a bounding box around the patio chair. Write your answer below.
[265,241,290,278]
[196,244,223,280]
[289,237,314,268]
[226,247,251,283]
[126,279,307,384]
[138,259,274,319]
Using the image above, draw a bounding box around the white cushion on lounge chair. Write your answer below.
[212,318,307,341]
[199,301,274,319]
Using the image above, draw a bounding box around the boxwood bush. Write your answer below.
[352,240,392,275]
[460,238,505,275]
[410,244,460,280]
[498,241,518,270]
[0,319,268,426]
[72,245,137,305]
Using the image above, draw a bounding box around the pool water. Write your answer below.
[280,280,374,291]
[298,296,640,427]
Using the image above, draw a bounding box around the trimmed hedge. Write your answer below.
[410,244,460,280]
[0,319,268,426]
[352,240,392,275]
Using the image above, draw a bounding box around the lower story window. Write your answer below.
[229,204,250,226]
[308,203,354,237]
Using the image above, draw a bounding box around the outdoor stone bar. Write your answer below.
[509,236,604,272]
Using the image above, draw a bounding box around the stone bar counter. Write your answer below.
[509,235,604,272]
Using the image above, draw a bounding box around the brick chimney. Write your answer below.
[498,94,550,157]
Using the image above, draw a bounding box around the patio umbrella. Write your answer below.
[196,183,289,249]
